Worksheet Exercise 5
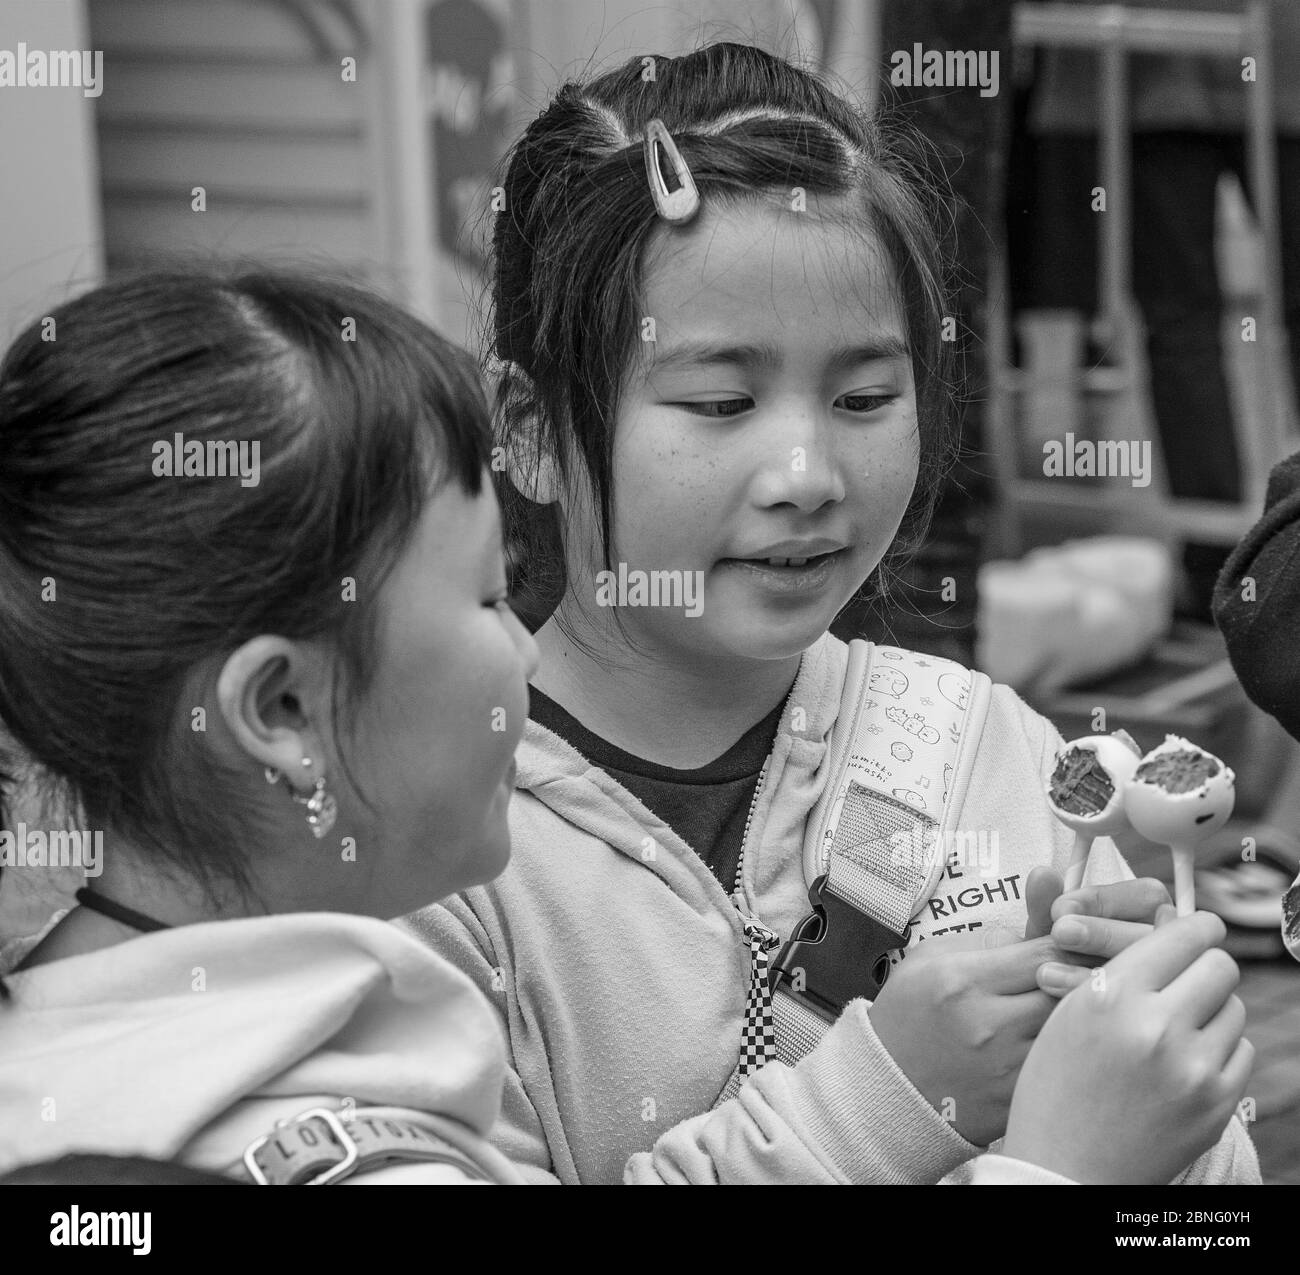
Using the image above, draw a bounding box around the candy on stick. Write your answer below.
[1045,730,1143,891]
[1123,736,1236,917]
[1284,869,1300,962]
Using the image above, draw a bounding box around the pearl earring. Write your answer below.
[291,759,337,839]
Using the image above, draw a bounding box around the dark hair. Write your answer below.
[488,41,958,630]
[0,268,491,899]
[0,1152,241,1185]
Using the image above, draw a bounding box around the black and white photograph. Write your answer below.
[0,0,1297,1234]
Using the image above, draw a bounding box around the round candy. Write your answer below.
[1046,733,1142,835]
[1123,735,1236,847]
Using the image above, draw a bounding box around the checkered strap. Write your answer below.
[738,916,780,1077]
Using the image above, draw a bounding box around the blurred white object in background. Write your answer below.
[976,536,1174,693]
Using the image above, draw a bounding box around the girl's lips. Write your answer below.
[718,548,845,595]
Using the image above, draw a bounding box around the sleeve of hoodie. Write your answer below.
[405,893,982,1185]
[622,1010,1242,1186]
[417,900,1059,1186]
[399,898,564,1185]
[624,996,998,1184]
[1212,448,1300,740]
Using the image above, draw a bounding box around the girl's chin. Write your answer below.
[481,801,515,863]
[470,833,512,890]
[712,598,845,658]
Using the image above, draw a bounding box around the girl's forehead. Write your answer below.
[641,198,905,345]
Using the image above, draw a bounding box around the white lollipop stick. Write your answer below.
[1171,844,1197,917]
[1063,831,1093,894]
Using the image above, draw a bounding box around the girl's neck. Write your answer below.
[16,848,243,969]
[530,613,802,769]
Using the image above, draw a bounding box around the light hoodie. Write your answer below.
[403,632,1260,1186]
[0,912,527,1184]
[0,901,1068,1187]
[0,904,1034,1188]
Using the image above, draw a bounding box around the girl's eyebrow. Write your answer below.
[649,336,910,374]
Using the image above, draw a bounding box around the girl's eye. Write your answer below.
[672,398,753,418]
[837,392,896,413]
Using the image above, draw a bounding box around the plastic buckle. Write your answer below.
[768,874,910,1021]
[243,1106,360,1186]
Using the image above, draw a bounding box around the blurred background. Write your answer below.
[1,0,1298,1180]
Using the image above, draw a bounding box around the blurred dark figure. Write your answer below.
[836,0,1015,664]
[1009,0,1300,619]
[1213,447,1300,959]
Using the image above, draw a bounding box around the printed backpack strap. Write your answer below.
[803,641,991,940]
[719,641,991,1100]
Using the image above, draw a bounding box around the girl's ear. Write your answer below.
[496,361,563,505]
[215,636,326,788]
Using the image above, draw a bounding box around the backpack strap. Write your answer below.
[718,641,991,1100]
[805,641,991,939]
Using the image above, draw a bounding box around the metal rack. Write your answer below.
[988,1,1293,555]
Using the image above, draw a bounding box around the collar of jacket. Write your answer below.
[512,632,851,939]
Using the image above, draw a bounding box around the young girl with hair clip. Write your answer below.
[404,42,1260,1185]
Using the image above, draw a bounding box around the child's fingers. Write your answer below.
[1153,902,1178,930]
[1163,945,1241,1027]
[1052,877,1171,923]
[1024,866,1063,939]
[1107,911,1227,990]
[1003,987,1058,1038]
[1029,961,1092,998]
[1197,993,1248,1071]
[1035,960,1091,998]
[976,936,1066,993]
[1221,1036,1257,1103]
[1050,913,1151,961]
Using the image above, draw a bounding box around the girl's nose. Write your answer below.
[749,414,847,511]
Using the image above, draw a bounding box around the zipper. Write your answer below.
[732,754,781,943]
[731,754,771,909]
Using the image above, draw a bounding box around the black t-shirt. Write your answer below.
[527,686,786,891]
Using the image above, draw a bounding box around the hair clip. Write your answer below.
[643,119,700,225]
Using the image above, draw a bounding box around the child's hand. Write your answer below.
[1026,870,1174,996]
[868,930,1059,1146]
[1002,908,1253,1184]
